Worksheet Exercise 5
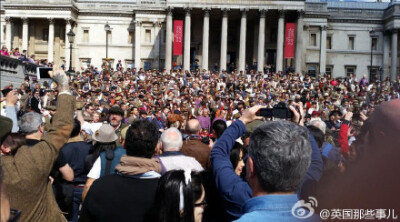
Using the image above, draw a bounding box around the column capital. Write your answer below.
[134,20,142,26]
[240,8,249,14]
[278,10,285,18]
[297,9,305,18]
[259,9,267,17]
[65,17,72,25]
[321,25,328,31]
[184,7,192,15]
[222,8,230,16]
[5,16,12,23]
[48,17,55,24]
[203,7,211,16]
[153,21,162,27]
[21,17,29,24]
[392,29,398,34]
[167,6,174,15]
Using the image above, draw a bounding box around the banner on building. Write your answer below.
[284,23,296,58]
[173,20,183,55]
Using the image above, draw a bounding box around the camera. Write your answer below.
[257,102,294,119]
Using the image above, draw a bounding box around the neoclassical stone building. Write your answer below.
[1,0,399,80]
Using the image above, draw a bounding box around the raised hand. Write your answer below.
[49,66,70,93]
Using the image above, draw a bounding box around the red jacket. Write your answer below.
[337,122,349,155]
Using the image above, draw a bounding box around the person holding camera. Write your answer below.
[210,104,323,220]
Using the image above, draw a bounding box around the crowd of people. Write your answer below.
[1,45,54,67]
[1,61,400,222]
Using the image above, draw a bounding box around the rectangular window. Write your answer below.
[128,31,134,44]
[307,64,317,77]
[83,30,89,43]
[348,36,355,50]
[345,66,356,77]
[310,33,317,46]
[326,66,333,76]
[43,29,49,41]
[327,36,332,49]
[372,37,377,50]
[145,29,151,42]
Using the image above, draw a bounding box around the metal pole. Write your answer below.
[370,41,373,81]
[69,43,73,72]
[106,31,108,59]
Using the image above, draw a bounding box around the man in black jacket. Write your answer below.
[80,120,161,222]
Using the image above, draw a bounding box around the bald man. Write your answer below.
[180,119,211,170]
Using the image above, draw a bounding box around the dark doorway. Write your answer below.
[227,52,236,72]
[266,50,276,66]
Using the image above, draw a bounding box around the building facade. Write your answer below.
[1,0,399,80]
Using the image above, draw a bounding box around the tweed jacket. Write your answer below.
[2,94,75,222]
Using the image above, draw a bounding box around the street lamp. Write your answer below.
[369,30,376,81]
[105,22,111,59]
[67,29,75,73]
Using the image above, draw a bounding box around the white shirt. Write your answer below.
[87,157,101,179]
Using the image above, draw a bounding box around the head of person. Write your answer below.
[309,120,326,136]
[160,127,183,152]
[92,112,100,123]
[186,119,201,135]
[153,170,205,222]
[212,120,227,139]
[70,119,81,138]
[20,112,45,140]
[0,116,14,155]
[230,142,245,176]
[108,105,124,127]
[124,120,159,158]
[92,124,118,156]
[247,120,311,195]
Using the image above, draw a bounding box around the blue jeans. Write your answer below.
[71,187,83,222]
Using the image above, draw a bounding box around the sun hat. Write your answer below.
[92,124,118,143]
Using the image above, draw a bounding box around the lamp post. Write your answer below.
[67,29,75,73]
[369,30,375,81]
[104,22,111,59]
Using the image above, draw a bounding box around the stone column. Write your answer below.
[295,10,304,74]
[257,9,266,73]
[276,10,285,72]
[48,18,55,62]
[135,21,142,69]
[383,32,390,80]
[220,8,229,71]
[65,18,72,71]
[184,7,191,71]
[22,17,29,52]
[239,9,248,72]
[153,21,162,68]
[320,25,327,75]
[165,7,173,71]
[5,17,12,51]
[391,29,398,80]
[202,8,210,71]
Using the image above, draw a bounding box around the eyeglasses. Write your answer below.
[194,200,207,208]
[9,209,21,222]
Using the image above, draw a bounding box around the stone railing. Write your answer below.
[0,55,40,88]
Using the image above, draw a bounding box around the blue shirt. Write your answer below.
[235,194,314,222]
[59,140,92,183]
[211,120,323,220]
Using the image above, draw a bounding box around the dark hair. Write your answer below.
[307,125,324,147]
[230,142,244,170]
[249,120,311,193]
[70,119,81,138]
[125,120,159,158]
[91,142,116,159]
[212,120,227,139]
[152,170,203,222]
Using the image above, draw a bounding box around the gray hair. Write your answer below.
[309,120,326,135]
[248,120,311,193]
[20,112,44,134]
[161,127,183,151]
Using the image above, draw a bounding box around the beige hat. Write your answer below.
[92,124,118,143]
